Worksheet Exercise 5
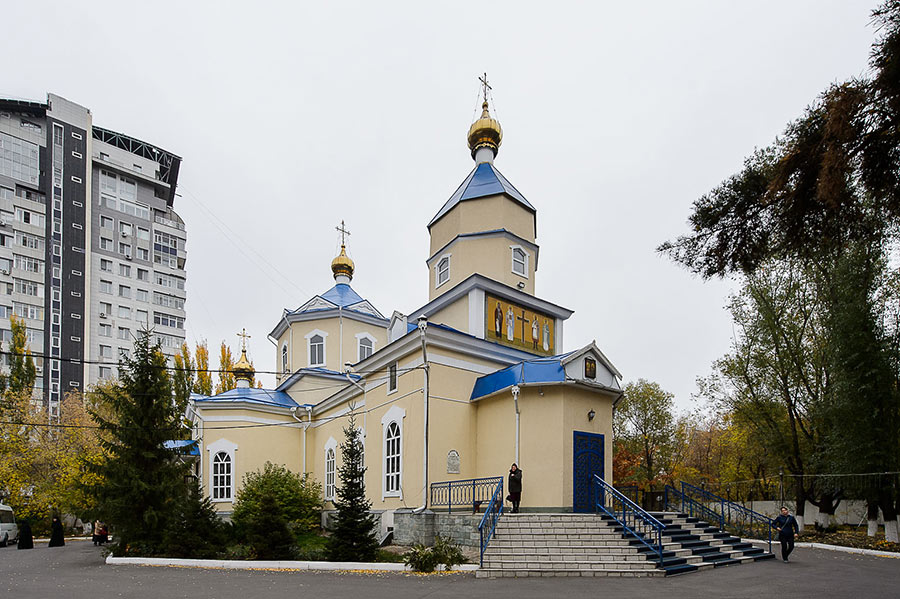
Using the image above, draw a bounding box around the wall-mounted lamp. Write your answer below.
[517,281,525,289]
[587,409,595,421]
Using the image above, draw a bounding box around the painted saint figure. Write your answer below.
[542,320,550,352]
[494,302,502,338]
[531,317,539,349]
[506,307,514,341]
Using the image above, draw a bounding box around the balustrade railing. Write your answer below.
[430,476,504,514]
[595,475,665,567]
[477,478,504,566]
[680,482,772,552]
[664,484,724,529]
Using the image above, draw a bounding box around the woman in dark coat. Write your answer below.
[508,463,523,513]
[48,517,65,547]
[17,521,33,550]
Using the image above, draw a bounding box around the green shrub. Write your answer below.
[403,535,466,572]
[245,492,295,560]
[232,462,322,539]
[403,544,440,572]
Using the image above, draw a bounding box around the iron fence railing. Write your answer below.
[680,481,772,552]
[430,476,504,514]
[596,475,666,567]
[477,478,504,566]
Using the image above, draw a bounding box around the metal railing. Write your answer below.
[477,478,504,566]
[595,475,666,567]
[680,482,772,552]
[664,484,724,529]
[430,476,504,514]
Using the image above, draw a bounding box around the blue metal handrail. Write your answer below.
[665,485,724,529]
[595,475,666,567]
[430,476,504,514]
[680,482,772,552]
[477,478,504,566]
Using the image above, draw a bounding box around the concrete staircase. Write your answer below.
[476,512,775,578]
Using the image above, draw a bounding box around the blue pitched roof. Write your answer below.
[429,162,535,227]
[163,439,199,456]
[470,351,578,401]
[194,387,298,409]
[320,283,364,307]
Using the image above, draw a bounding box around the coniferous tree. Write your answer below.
[327,414,378,562]
[87,331,189,555]
[246,493,295,560]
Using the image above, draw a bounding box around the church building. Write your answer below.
[189,89,623,532]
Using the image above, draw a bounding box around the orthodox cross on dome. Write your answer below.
[336,220,351,246]
[237,328,251,352]
[479,72,492,104]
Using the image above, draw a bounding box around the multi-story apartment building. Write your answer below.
[0,93,187,417]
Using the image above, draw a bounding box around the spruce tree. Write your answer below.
[327,414,378,562]
[87,331,189,555]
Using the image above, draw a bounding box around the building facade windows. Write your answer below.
[212,452,232,501]
[381,405,405,499]
[358,335,374,361]
[281,343,288,374]
[325,447,336,501]
[305,330,327,367]
[388,362,398,393]
[435,254,450,288]
[511,246,528,277]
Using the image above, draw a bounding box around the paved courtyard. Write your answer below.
[2,540,898,599]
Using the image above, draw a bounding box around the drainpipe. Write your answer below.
[290,405,313,473]
[511,385,520,465]
[417,315,430,512]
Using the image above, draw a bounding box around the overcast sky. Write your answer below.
[2,1,882,411]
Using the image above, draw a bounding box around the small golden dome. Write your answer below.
[467,101,503,159]
[331,244,355,280]
[233,348,254,381]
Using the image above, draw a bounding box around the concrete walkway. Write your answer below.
[3,542,899,598]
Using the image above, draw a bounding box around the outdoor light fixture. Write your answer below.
[588,409,595,421]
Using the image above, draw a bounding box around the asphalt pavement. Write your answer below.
[2,540,898,599]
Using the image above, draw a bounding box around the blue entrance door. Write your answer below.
[573,431,605,513]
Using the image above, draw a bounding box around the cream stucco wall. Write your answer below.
[427,294,469,333]
[428,236,535,300]
[276,315,388,383]
[196,406,302,514]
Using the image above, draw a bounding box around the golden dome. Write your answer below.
[233,348,254,381]
[331,244,355,280]
[467,101,503,159]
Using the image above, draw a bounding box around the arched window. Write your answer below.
[212,451,232,501]
[281,343,288,374]
[325,447,336,500]
[358,336,373,361]
[511,246,528,277]
[309,334,324,366]
[384,421,401,495]
[435,255,450,288]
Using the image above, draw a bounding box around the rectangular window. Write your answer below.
[14,279,43,298]
[99,323,112,337]
[137,268,149,281]
[119,242,131,256]
[99,302,112,316]
[15,207,45,228]
[388,363,398,393]
[71,132,82,140]
[137,247,149,261]
[100,215,113,230]
[0,132,40,185]
[118,305,131,320]
[99,345,112,359]
[100,237,113,251]
[118,285,131,298]
[137,227,150,241]
[119,264,131,277]
[13,254,44,274]
[136,289,148,302]
[120,221,132,236]
[136,309,149,324]
[153,312,184,329]
[100,259,113,272]
[100,280,112,294]
[72,151,82,159]
[117,327,131,340]
[99,366,112,379]
[70,176,82,184]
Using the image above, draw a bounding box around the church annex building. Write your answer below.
[188,92,623,535]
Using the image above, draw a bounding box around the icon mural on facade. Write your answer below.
[485,294,554,355]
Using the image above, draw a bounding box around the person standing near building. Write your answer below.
[508,464,523,513]
[772,506,799,562]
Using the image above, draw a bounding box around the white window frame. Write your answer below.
[387,362,398,394]
[305,329,328,367]
[355,332,376,362]
[207,438,238,503]
[324,436,338,501]
[281,343,289,374]
[434,253,451,289]
[381,405,405,499]
[510,245,529,278]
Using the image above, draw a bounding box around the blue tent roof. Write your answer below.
[320,283,365,307]
[429,162,534,227]
[470,351,578,401]
[194,387,298,409]
[163,439,199,456]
